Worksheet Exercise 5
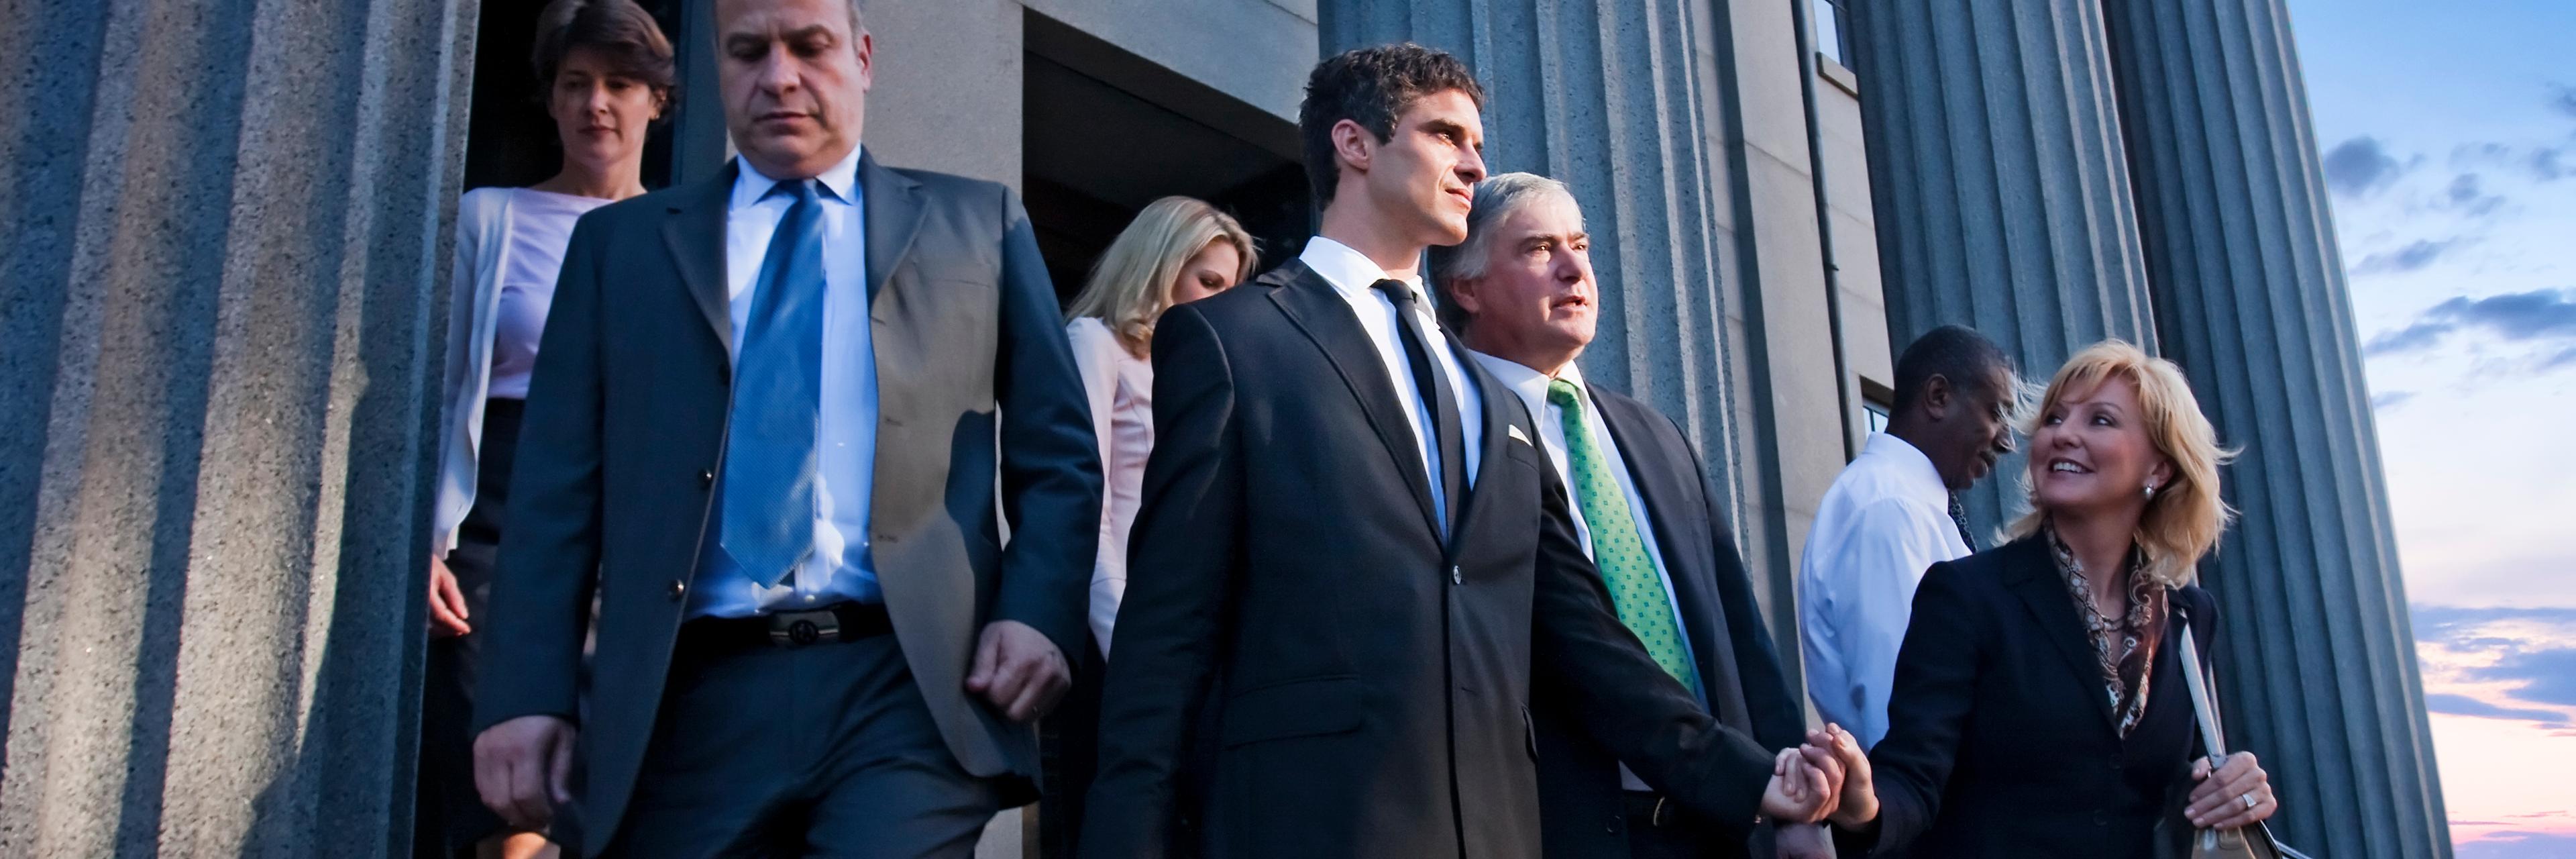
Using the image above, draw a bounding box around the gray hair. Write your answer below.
[1428,172,1580,331]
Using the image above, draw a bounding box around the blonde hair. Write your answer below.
[1065,197,1257,352]
[2006,340,2238,587]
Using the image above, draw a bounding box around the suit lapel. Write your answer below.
[662,162,738,356]
[1592,393,1751,728]
[2003,538,2123,734]
[859,152,924,303]
[1447,338,1515,558]
[1265,264,1441,538]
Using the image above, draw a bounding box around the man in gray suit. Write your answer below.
[469,0,1101,854]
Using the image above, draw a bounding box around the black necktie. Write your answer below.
[1948,493,1979,552]
[1373,279,1466,536]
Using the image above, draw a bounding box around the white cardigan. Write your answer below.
[429,188,519,557]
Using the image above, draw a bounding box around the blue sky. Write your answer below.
[2284,0,2576,852]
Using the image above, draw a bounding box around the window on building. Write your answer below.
[1813,0,1854,68]
[1862,397,1890,436]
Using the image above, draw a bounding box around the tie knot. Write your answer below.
[1371,278,1419,307]
[1546,376,1585,409]
[768,178,821,204]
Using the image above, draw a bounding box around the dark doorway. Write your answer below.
[1020,11,1310,305]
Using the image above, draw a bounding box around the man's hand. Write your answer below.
[474,715,576,831]
[1774,821,1838,859]
[1812,723,1877,829]
[963,619,1070,722]
[1760,746,1841,824]
[427,554,472,638]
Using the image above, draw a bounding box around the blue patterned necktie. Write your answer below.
[1949,493,1979,552]
[718,179,826,587]
[1546,378,1699,695]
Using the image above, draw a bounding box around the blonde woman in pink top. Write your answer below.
[1063,197,1258,658]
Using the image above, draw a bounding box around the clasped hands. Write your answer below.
[1758,723,1874,827]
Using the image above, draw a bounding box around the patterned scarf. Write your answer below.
[2047,523,2167,737]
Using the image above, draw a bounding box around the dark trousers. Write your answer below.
[417,398,523,857]
[601,626,1004,858]
[1036,637,1106,858]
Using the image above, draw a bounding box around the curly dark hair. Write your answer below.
[530,0,676,103]
[1299,43,1485,207]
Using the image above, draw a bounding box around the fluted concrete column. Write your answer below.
[2105,3,2449,856]
[1843,0,2158,531]
[1320,0,1752,552]
[0,0,474,853]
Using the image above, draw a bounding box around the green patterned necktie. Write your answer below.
[1546,378,1700,695]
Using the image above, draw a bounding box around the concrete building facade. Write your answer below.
[0,0,2444,855]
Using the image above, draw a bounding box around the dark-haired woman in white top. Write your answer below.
[419,2,670,856]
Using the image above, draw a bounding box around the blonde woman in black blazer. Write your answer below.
[1817,341,2280,858]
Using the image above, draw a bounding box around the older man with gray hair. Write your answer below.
[1432,173,1826,859]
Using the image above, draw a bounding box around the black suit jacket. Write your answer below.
[1079,262,1778,859]
[472,155,1100,854]
[1848,536,2214,858]
[1529,387,1807,858]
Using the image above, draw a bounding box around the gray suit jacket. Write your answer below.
[472,154,1101,854]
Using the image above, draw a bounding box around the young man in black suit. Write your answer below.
[1430,172,1833,859]
[1079,44,1840,859]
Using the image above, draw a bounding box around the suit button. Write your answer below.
[698,469,714,487]
[1451,565,1462,585]
[667,579,687,600]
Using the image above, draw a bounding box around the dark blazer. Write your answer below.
[472,155,1101,855]
[1079,262,1778,859]
[1845,535,2216,859]
[1529,387,1808,858]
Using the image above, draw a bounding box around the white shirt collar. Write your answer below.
[1468,351,1585,418]
[730,144,865,211]
[1860,432,1953,509]
[1298,236,1422,301]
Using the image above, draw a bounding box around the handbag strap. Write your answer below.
[2174,608,2318,859]
[2177,609,2228,760]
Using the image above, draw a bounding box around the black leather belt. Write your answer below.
[678,601,892,653]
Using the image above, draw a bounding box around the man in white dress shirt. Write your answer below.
[1796,325,2017,750]
[470,0,1100,854]
[1433,172,1829,859]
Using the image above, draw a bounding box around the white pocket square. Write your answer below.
[1507,425,1532,446]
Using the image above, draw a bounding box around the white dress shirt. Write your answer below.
[1473,352,1703,789]
[1796,432,1972,748]
[1297,237,1484,521]
[688,147,879,619]
[1067,317,1152,655]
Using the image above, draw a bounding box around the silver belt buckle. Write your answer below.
[768,608,841,646]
